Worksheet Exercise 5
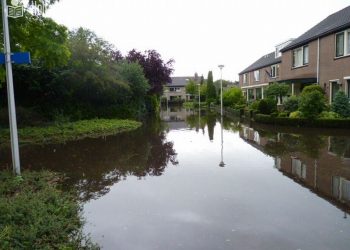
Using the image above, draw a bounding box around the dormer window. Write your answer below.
[293,45,309,68]
[336,29,350,57]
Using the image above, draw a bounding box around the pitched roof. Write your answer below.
[239,52,281,75]
[167,76,198,87]
[281,5,350,52]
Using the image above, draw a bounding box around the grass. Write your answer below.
[0,171,99,249]
[0,118,142,146]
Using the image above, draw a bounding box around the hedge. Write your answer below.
[254,114,350,128]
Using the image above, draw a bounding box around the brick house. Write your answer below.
[163,75,200,103]
[239,5,350,103]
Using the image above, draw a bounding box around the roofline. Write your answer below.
[239,59,282,75]
[281,22,350,52]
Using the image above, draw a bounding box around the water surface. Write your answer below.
[1,109,350,250]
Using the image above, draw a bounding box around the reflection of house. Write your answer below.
[239,125,350,212]
[160,106,193,130]
[239,5,350,103]
[163,75,200,103]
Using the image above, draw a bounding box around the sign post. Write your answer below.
[1,0,21,175]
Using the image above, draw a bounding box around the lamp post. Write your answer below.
[218,65,225,167]
[2,0,21,175]
[218,65,224,117]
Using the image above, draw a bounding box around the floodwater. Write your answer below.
[1,106,350,250]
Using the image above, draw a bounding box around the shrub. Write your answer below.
[290,111,302,118]
[222,87,245,108]
[301,84,325,95]
[331,91,350,118]
[278,111,289,118]
[257,98,277,115]
[299,88,326,119]
[249,100,260,111]
[318,111,340,119]
[284,96,299,113]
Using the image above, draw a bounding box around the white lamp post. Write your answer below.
[218,65,225,167]
[218,65,224,117]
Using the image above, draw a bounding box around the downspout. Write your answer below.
[317,38,320,84]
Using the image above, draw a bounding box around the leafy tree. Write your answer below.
[265,83,290,104]
[185,79,197,96]
[301,85,324,95]
[206,71,216,105]
[331,91,350,117]
[299,87,326,119]
[222,87,245,108]
[126,49,174,95]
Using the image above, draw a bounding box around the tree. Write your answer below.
[265,83,290,104]
[299,87,326,119]
[222,87,245,108]
[185,79,196,96]
[206,71,216,105]
[331,91,350,117]
[126,49,174,96]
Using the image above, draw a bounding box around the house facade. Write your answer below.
[239,51,282,102]
[239,5,350,103]
[162,75,199,103]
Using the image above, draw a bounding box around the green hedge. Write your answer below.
[254,114,350,128]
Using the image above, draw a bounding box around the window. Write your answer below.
[271,64,279,78]
[291,158,307,179]
[331,81,340,102]
[256,88,262,99]
[336,29,350,57]
[243,73,247,84]
[293,45,309,67]
[254,70,260,81]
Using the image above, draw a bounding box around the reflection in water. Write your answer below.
[240,124,350,213]
[0,120,178,202]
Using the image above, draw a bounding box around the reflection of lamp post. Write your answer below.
[219,116,225,167]
[218,65,224,117]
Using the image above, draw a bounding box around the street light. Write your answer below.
[218,65,224,117]
[218,65,225,167]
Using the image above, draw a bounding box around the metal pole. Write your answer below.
[218,65,224,117]
[2,0,21,175]
[219,115,225,167]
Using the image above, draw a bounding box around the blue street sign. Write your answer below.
[0,52,31,64]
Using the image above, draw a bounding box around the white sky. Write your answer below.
[46,0,350,81]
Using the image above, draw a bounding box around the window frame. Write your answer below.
[254,70,260,82]
[292,45,309,68]
[335,29,350,58]
[271,64,279,78]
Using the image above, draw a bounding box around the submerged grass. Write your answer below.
[0,171,99,249]
[0,119,142,146]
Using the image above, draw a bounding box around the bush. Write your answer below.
[299,88,326,119]
[257,98,277,115]
[222,87,245,108]
[278,112,289,118]
[289,111,302,118]
[331,91,350,118]
[0,171,98,249]
[284,96,299,113]
[249,100,260,111]
[319,111,340,119]
[301,84,325,94]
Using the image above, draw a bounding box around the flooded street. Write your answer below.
[1,108,350,250]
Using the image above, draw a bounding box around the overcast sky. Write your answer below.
[46,0,350,81]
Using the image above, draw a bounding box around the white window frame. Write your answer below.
[271,64,279,78]
[243,73,247,84]
[292,45,309,68]
[254,70,260,82]
[335,29,350,58]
